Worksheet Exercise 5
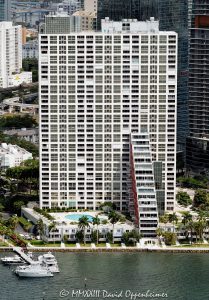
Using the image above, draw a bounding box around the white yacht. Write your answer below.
[1,255,25,265]
[38,252,59,273]
[15,263,53,278]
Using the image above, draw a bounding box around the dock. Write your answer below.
[13,247,38,264]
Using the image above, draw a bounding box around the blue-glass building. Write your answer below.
[0,0,11,22]
[186,0,209,176]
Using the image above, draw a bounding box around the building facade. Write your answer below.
[57,0,83,15]
[158,0,189,153]
[39,18,177,220]
[0,143,33,169]
[0,0,11,22]
[97,0,188,155]
[130,133,158,236]
[3,128,39,145]
[23,40,39,59]
[186,0,209,175]
[40,11,82,34]
[0,22,22,88]
[0,22,32,88]
[73,10,96,31]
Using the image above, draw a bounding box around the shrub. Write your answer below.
[176,191,192,207]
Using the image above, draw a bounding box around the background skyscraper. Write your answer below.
[186,0,209,175]
[97,0,189,154]
[158,0,189,153]
[97,0,141,29]
[0,0,11,22]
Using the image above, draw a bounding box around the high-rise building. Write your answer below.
[39,18,177,227]
[158,0,189,153]
[0,0,11,22]
[57,0,84,15]
[40,11,82,34]
[84,0,97,13]
[97,0,188,154]
[186,0,209,175]
[73,10,96,31]
[97,0,141,29]
[0,22,22,88]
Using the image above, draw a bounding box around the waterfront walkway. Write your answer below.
[1,245,209,253]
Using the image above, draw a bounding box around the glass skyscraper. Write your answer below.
[158,0,189,153]
[186,0,209,175]
[97,0,141,29]
[0,0,11,22]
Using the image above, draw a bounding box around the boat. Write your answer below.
[38,252,59,273]
[15,263,53,278]
[1,255,26,265]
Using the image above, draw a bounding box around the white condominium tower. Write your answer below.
[39,18,177,223]
[0,22,22,88]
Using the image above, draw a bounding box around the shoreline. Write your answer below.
[1,246,209,253]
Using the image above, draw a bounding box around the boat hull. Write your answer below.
[16,271,53,277]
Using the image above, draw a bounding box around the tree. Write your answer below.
[37,219,44,238]
[75,230,84,243]
[129,230,141,246]
[176,191,192,207]
[92,216,100,244]
[78,216,90,245]
[108,211,120,244]
[0,115,37,130]
[6,159,39,196]
[181,212,193,241]
[13,201,25,215]
[196,213,207,241]
[22,58,38,82]
[159,214,169,224]
[168,213,178,232]
[182,212,193,226]
[7,215,19,230]
[48,221,57,244]
[163,232,177,246]
[193,190,209,208]
[156,228,164,238]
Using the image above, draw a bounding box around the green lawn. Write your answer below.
[0,241,9,247]
[30,240,60,247]
[181,244,209,248]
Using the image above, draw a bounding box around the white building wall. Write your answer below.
[39,19,177,213]
[0,22,22,88]
[0,143,33,168]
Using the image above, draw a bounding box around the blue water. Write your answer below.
[1,252,209,299]
[65,214,94,222]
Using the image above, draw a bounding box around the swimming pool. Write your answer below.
[65,214,94,222]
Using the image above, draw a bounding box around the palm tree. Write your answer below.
[92,216,100,245]
[168,213,178,233]
[37,219,44,239]
[181,212,193,241]
[8,215,19,230]
[48,221,57,244]
[187,220,195,244]
[108,211,120,244]
[182,212,192,226]
[78,216,90,245]
[156,228,164,245]
[196,214,207,242]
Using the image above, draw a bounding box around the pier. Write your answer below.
[13,247,38,264]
